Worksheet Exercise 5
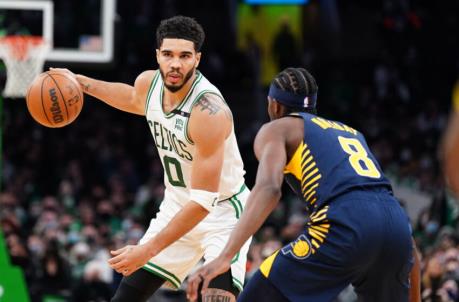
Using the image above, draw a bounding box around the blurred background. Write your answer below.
[1,0,459,301]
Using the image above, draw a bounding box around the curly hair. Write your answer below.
[156,16,205,52]
[272,67,318,114]
[273,67,317,96]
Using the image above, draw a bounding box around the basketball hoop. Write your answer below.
[0,36,50,98]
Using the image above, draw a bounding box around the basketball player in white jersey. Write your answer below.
[52,16,250,302]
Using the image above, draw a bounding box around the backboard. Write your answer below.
[0,0,115,63]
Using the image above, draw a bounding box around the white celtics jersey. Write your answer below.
[145,70,246,206]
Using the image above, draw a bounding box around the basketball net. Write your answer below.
[0,36,50,98]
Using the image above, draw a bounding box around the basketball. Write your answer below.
[26,71,84,128]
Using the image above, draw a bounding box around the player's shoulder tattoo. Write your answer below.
[194,93,233,121]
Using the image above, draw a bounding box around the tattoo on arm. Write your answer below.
[196,95,220,115]
[202,288,236,302]
[82,83,90,92]
[195,94,233,121]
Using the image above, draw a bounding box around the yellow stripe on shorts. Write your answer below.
[259,250,279,278]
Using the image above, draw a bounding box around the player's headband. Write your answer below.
[268,84,317,109]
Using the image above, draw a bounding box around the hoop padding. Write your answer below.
[0,36,50,98]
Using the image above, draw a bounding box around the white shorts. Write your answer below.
[139,184,251,291]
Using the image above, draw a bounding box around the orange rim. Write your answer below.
[0,35,45,60]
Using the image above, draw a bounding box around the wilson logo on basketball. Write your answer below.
[27,71,84,128]
[49,88,64,123]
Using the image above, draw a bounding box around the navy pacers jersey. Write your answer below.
[284,112,392,212]
[252,113,412,302]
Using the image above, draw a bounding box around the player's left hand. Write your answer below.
[186,256,232,301]
[108,244,151,276]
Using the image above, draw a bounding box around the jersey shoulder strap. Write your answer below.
[144,71,161,114]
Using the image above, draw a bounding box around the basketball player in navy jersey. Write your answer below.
[187,67,420,302]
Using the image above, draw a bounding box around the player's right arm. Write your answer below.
[186,121,288,301]
[49,68,155,116]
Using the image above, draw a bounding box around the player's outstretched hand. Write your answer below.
[186,256,232,301]
[108,244,151,276]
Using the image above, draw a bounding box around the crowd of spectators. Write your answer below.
[2,1,459,301]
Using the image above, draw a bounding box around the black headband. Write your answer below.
[268,84,317,108]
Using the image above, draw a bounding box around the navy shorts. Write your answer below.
[241,189,413,302]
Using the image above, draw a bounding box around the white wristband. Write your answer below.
[190,189,219,212]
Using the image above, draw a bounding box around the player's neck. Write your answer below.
[163,71,197,106]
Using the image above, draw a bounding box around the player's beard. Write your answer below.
[160,67,195,93]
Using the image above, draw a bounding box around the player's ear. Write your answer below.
[195,52,201,68]
[272,99,283,117]
[155,49,160,62]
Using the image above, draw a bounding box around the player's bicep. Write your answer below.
[191,139,225,192]
[189,100,231,191]
[253,124,287,189]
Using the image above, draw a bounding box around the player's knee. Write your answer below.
[201,288,236,302]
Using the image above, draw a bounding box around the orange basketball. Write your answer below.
[26,71,84,128]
